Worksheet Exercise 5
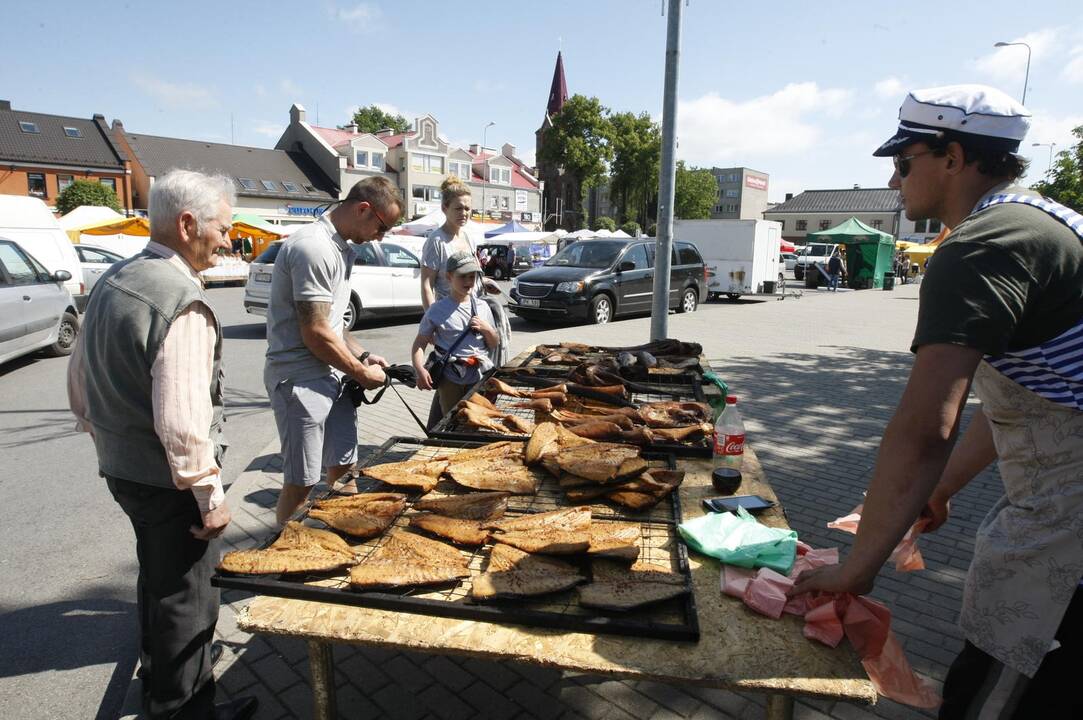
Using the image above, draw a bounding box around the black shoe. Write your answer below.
[213,696,258,720]
[211,642,224,668]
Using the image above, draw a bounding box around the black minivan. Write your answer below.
[507,238,705,324]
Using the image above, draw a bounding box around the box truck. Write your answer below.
[673,219,784,300]
[0,196,86,310]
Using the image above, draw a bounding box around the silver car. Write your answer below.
[0,237,79,365]
[74,243,124,294]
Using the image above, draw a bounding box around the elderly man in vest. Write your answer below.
[792,86,1083,717]
[68,170,256,720]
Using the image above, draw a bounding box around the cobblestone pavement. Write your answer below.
[144,282,999,720]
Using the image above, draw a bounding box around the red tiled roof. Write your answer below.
[312,125,395,150]
[465,149,538,189]
[378,133,406,149]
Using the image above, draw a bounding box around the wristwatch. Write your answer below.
[358,351,370,363]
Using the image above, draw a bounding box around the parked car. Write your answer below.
[243,240,424,330]
[793,243,839,280]
[507,238,704,325]
[0,195,86,310]
[74,243,124,294]
[781,252,798,272]
[0,237,79,364]
[478,243,514,280]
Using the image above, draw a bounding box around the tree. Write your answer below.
[349,104,410,134]
[620,220,641,237]
[673,162,717,219]
[537,95,613,209]
[592,216,617,232]
[608,111,660,229]
[1031,124,1083,212]
[56,179,121,215]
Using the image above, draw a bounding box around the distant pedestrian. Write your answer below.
[67,170,257,720]
[827,250,844,291]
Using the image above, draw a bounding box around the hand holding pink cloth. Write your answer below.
[827,502,928,572]
[742,568,792,619]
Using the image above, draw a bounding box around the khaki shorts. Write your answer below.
[268,374,358,487]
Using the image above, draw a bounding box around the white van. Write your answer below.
[0,196,86,310]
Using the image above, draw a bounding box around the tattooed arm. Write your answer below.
[296,301,385,388]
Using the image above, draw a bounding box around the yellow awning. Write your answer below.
[68,216,151,242]
[230,220,282,242]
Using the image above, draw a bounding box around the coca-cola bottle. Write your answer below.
[713,395,745,470]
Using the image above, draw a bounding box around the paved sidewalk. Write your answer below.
[174,283,999,719]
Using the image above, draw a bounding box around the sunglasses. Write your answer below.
[893,149,939,178]
[367,203,393,234]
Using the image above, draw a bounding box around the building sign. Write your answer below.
[283,204,325,217]
[519,211,534,223]
[515,190,528,210]
[745,176,768,192]
[414,201,438,216]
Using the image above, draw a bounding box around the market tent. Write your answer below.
[484,231,560,245]
[611,229,632,238]
[484,220,530,238]
[594,228,614,238]
[70,215,151,237]
[59,206,123,241]
[390,209,489,238]
[780,240,796,253]
[565,228,596,239]
[807,216,895,289]
[231,213,284,258]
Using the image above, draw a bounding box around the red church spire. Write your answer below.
[547,51,568,117]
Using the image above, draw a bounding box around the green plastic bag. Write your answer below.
[702,371,729,422]
[678,507,797,575]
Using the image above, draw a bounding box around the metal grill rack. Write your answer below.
[212,437,699,640]
[496,367,706,402]
[431,377,712,457]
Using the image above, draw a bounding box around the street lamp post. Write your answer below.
[993,41,1032,104]
[1032,141,1056,173]
[481,121,495,220]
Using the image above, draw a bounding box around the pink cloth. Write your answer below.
[721,564,756,599]
[828,502,928,572]
[743,568,792,619]
[784,547,839,615]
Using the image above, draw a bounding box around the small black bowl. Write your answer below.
[711,468,742,494]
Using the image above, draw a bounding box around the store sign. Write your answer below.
[415,201,438,215]
[284,204,325,217]
[515,190,528,210]
[519,212,534,222]
[745,176,768,191]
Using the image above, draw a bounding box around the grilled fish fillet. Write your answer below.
[359,468,438,493]
[446,441,522,463]
[586,522,641,561]
[218,521,356,575]
[446,458,539,494]
[471,543,584,600]
[605,469,685,511]
[412,492,509,520]
[409,513,490,545]
[487,507,591,554]
[552,443,646,483]
[348,531,470,589]
[308,493,406,537]
[579,560,688,611]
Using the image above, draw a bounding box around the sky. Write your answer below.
[3,1,1082,203]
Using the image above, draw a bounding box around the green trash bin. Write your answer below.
[883,271,895,290]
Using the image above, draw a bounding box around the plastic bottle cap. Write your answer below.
[725,395,737,404]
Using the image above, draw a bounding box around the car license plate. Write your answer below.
[256,272,272,282]
[519,298,540,307]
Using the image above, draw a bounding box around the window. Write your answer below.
[100,178,116,192]
[819,219,830,230]
[27,173,46,197]
[77,246,123,263]
[871,219,883,230]
[302,184,316,193]
[238,177,258,190]
[449,161,470,180]
[622,244,650,270]
[490,196,499,209]
[725,189,739,198]
[354,243,379,266]
[677,244,702,265]
[58,174,74,192]
[410,153,444,174]
[260,180,277,191]
[412,186,441,202]
[489,167,511,185]
[18,121,39,134]
[0,242,43,285]
[914,219,927,233]
[355,150,368,167]
[281,181,300,193]
[371,152,385,169]
[929,219,942,233]
[796,220,807,231]
[500,196,509,210]
[382,243,419,268]
[63,126,82,138]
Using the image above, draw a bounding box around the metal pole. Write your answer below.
[650,0,683,342]
[482,121,494,219]
[994,41,1032,104]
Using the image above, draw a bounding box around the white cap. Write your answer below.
[872,84,1031,157]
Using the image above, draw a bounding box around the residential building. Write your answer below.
[112,122,336,225]
[764,187,942,243]
[709,167,769,220]
[277,104,541,224]
[0,100,132,212]
[535,51,581,230]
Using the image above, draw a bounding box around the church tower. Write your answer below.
[535,52,580,230]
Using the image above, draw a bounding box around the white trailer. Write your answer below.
[673,219,784,299]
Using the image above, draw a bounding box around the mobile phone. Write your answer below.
[702,495,775,514]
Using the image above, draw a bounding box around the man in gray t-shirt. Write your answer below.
[263,177,401,526]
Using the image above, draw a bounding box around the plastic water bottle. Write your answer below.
[713,395,745,471]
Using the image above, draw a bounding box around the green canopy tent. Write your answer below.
[806,217,895,289]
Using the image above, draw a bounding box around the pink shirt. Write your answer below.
[67,241,224,513]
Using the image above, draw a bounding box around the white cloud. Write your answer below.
[330,3,383,33]
[1062,46,1083,84]
[675,82,854,166]
[279,78,302,97]
[252,123,284,138]
[131,72,216,110]
[873,76,905,99]
[974,27,1062,89]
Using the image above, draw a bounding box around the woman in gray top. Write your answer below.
[421,176,485,308]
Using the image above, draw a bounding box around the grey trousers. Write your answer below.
[106,475,219,719]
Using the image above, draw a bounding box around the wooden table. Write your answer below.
[236,445,875,719]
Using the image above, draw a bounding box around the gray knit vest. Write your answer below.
[82,251,225,488]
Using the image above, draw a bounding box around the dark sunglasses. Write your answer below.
[367,203,393,233]
[893,149,939,178]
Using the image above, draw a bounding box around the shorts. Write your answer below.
[268,374,358,487]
